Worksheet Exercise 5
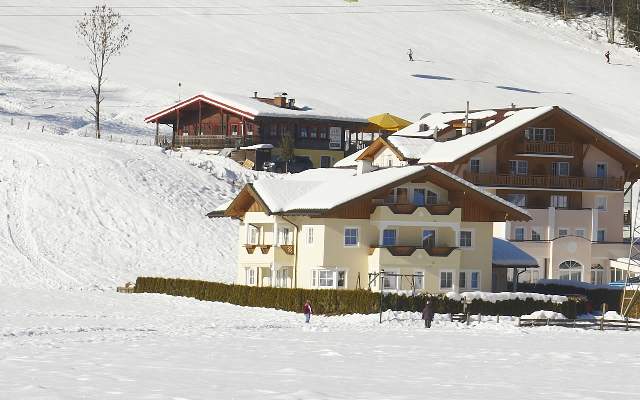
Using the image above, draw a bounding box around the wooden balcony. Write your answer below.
[521,141,573,155]
[370,245,458,257]
[463,172,624,190]
[372,200,456,216]
[173,134,255,149]
[280,245,295,255]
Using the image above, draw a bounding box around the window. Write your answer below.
[550,195,568,208]
[276,269,288,288]
[344,228,359,247]
[595,196,607,211]
[469,159,481,173]
[306,227,314,245]
[382,229,397,246]
[597,230,606,242]
[231,124,240,136]
[514,227,525,241]
[320,156,331,168]
[248,225,259,245]
[246,123,253,136]
[558,228,569,237]
[412,189,425,206]
[309,127,317,138]
[591,264,604,284]
[544,128,555,142]
[505,194,527,207]
[525,127,555,142]
[279,227,291,245]
[422,229,436,248]
[459,231,473,248]
[531,228,541,241]
[575,228,585,238]
[414,271,424,290]
[316,270,334,287]
[595,163,607,178]
[551,162,570,176]
[386,187,408,204]
[509,160,528,175]
[459,271,467,289]
[558,260,582,281]
[426,190,438,205]
[611,267,624,283]
[471,272,480,289]
[299,127,308,138]
[270,125,277,137]
[319,128,327,139]
[440,271,453,289]
[246,268,255,285]
[337,271,346,288]
[383,271,399,290]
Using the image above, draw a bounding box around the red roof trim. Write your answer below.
[144,94,257,123]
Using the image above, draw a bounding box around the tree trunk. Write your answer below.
[95,81,101,139]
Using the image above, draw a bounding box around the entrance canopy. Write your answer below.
[492,238,538,268]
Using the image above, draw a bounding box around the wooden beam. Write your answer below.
[198,100,202,136]
[172,108,179,150]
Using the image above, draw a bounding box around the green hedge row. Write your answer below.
[135,277,584,318]
[513,282,621,312]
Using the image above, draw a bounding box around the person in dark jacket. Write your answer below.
[303,300,312,323]
[422,300,434,328]
[605,51,610,64]
[407,48,414,62]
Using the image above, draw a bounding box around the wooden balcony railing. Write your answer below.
[463,172,624,190]
[370,245,458,257]
[173,134,255,149]
[280,245,295,255]
[522,141,573,155]
[372,201,456,215]
[259,245,271,254]
[244,244,258,254]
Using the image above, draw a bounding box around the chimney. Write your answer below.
[273,92,288,108]
[433,126,439,141]
[462,101,469,135]
[356,159,374,175]
[254,91,258,98]
[288,98,296,109]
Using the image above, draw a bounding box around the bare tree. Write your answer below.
[76,5,131,139]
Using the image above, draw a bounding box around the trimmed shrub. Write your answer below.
[135,277,584,317]
[514,282,622,312]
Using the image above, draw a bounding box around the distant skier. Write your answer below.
[303,299,312,323]
[422,300,434,328]
[408,48,414,62]
[605,51,610,64]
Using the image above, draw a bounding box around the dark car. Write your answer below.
[263,156,313,173]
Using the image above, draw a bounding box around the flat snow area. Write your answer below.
[2,288,639,400]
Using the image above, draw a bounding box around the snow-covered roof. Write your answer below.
[239,144,274,150]
[395,110,499,139]
[387,136,437,160]
[232,165,530,219]
[492,238,538,267]
[333,148,366,168]
[416,107,554,163]
[145,92,369,123]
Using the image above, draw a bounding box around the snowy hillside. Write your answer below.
[0,123,266,289]
[1,0,639,149]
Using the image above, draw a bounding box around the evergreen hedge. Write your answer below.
[513,282,622,312]
[135,277,584,318]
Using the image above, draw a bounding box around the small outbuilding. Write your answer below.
[491,237,539,292]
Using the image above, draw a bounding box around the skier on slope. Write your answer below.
[605,51,610,64]
[408,48,414,62]
[303,299,312,323]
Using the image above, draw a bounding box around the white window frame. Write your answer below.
[470,271,481,290]
[279,227,292,245]
[509,160,528,175]
[413,270,425,290]
[382,228,398,247]
[590,264,604,284]
[246,267,255,285]
[439,270,454,290]
[558,260,583,281]
[247,225,260,245]
[558,228,569,238]
[426,190,438,205]
[514,227,525,241]
[595,196,607,211]
[383,269,400,291]
[412,188,426,206]
[575,228,586,238]
[459,230,474,249]
[596,229,606,242]
[344,227,360,247]
[306,227,314,245]
[275,268,289,288]
[550,194,568,209]
[552,161,570,177]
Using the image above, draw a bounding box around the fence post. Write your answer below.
[546,318,550,326]
[27,121,30,130]
[600,303,607,331]
[497,314,500,324]
[625,318,629,332]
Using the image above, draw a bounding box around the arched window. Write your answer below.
[590,264,604,284]
[559,260,582,281]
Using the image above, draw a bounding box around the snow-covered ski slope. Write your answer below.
[0,0,639,148]
[0,125,259,288]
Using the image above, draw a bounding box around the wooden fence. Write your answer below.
[519,317,640,331]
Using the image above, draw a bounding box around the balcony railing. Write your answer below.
[463,172,624,190]
[371,200,456,215]
[522,141,573,155]
[369,245,458,257]
[173,134,255,149]
[244,244,295,255]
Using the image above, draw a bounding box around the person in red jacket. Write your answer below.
[303,300,312,323]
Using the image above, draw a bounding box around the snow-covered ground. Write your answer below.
[0,124,268,289]
[2,288,640,400]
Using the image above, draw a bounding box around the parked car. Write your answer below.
[263,156,313,173]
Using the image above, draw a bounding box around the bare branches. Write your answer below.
[76,4,131,139]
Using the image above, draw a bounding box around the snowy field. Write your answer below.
[2,288,640,400]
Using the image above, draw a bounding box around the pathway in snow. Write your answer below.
[0,125,256,289]
[1,288,639,399]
